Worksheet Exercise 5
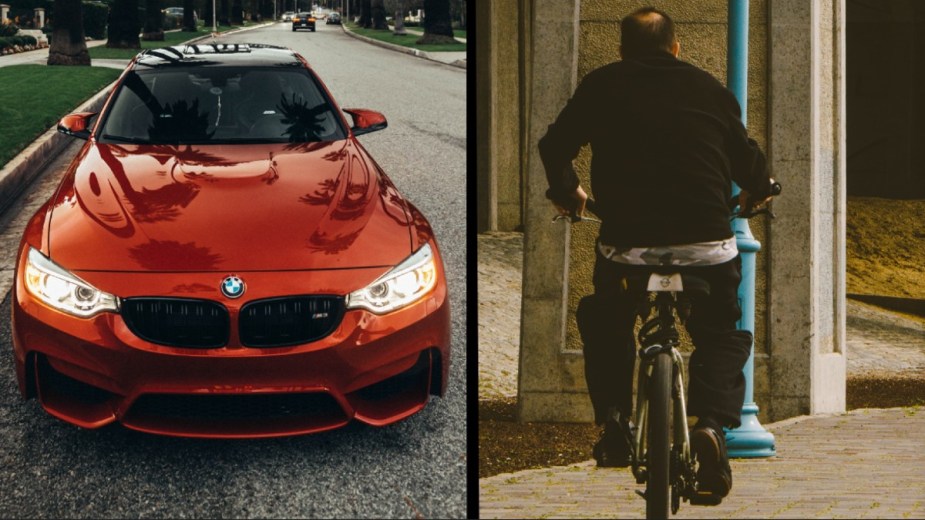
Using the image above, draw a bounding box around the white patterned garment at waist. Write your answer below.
[598,237,738,266]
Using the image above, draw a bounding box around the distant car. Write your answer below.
[326,12,341,25]
[163,6,183,16]
[281,11,294,22]
[292,12,316,32]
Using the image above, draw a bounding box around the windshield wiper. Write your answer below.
[101,134,149,144]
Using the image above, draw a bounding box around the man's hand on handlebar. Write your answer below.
[550,185,601,223]
[732,178,782,219]
[552,186,588,218]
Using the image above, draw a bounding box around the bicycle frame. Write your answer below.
[630,287,697,515]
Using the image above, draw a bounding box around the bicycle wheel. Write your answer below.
[646,351,673,519]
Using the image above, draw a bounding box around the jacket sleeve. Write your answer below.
[537,75,595,207]
[724,92,772,199]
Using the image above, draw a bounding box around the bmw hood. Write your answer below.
[46,140,414,272]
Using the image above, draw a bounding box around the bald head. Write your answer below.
[620,7,679,60]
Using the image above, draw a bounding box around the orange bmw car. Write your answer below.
[11,44,450,438]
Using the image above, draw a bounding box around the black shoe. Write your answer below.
[690,418,732,504]
[592,413,634,468]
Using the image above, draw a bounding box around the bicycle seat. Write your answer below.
[623,272,711,298]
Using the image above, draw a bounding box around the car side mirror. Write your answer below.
[343,108,387,136]
[57,112,97,140]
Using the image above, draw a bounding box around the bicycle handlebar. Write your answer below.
[728,181,782,219]
[554,180,782,223]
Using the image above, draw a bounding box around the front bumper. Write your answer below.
[12,253,450,438]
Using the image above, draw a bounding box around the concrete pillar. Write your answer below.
[767,0,846,420]
[477,0,527,233]
[34,8,44,28]
[1,5,9,23]
[476,1,495,232]
[518,0,592,422]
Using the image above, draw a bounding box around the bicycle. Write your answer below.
[554,182,781,518]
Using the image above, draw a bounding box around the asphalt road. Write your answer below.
[0,22,467,518]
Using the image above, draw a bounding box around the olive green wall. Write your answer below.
[564,0,773,410]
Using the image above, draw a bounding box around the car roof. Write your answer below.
[133,44,304,69]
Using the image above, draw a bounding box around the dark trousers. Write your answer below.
[576,251,753,429]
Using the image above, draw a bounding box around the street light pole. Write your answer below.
[724,0,776,459]
[212,0,217,32]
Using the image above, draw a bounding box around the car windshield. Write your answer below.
[98,67,346,144]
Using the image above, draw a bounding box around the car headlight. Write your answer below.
[346,243,438,314]
[23,247,120,318]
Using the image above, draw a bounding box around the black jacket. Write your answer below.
[539,51,771,247]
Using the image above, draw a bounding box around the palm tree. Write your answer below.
[358,0,370,28]
[107,0,141,48]
[371,0,387,29]
[219,0,231,25]
[182,0,197,30]
[417,0,455,45]
[231,0,243,24]
[142,0,165,40]
[47,0,90,65]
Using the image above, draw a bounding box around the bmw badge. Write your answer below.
[221,275,245,299]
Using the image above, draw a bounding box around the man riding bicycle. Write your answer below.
[538,6,774,504]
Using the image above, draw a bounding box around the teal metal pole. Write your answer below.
[724,0,775,458]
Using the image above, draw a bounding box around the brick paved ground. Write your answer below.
[480,407,925,519]
[479,231,925,518]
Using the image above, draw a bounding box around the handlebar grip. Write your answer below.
[728,181,783,211]
[769,181,782,197]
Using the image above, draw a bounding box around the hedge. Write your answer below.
[0,34,38,50]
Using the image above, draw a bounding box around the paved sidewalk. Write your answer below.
[481,407,925,519]
[0,39,109,68]
[478,231,925,518]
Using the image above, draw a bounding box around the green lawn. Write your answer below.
[347,23,466,52]
[0,65,122,167]
[88,24,247,60]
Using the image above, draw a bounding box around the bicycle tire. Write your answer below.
[646,352,673,519]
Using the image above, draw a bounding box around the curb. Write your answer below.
[0,82,116,217]
[0,22,274,218]
[340,24,466,69]
[183,21,276,45]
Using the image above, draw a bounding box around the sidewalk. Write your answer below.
[478,231,925,518]
[481,407,925,519]
[0,39,111,68]
[340,23,466,69]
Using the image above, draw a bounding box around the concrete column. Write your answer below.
[477,0,526,233]
[518,0,591,422]
[1,5,9,23]
[476,1,495,232]
[34,8,44,28]
[767,0,846,420]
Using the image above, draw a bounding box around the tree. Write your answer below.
[142,0,165,40]
[231,0,243,24]
[357,0,370,28]
[47,0,90,65]
[107,0,141,48]
[417,0,454,44]
[371,0,387,29]
[391,0,407,35]
[182,0,196,30]
[203,0,214,30]
[219,0,230,25]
